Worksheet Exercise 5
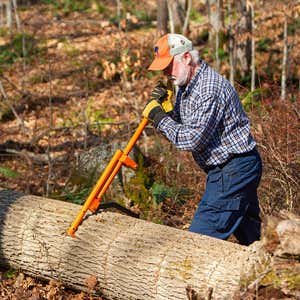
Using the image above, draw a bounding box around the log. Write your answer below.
[0,189,266,300]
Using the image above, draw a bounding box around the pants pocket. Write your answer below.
[207,171,223,193]
[205,197,245,233]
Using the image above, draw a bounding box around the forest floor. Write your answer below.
[0,2,299,300]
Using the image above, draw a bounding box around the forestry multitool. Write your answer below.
[67,81,173,237]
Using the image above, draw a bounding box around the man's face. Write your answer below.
[163,53,191,87]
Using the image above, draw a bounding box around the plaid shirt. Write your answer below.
[157,61,256,170]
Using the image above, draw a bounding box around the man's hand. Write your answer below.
[151,81,168,102]
[142,99,167,127]
[151,81,173,113]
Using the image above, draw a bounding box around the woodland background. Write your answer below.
[0,0,299,299]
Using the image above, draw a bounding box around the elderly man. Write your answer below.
[143,33,262,246]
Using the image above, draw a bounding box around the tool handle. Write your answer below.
[161,79,173,113]
[89,117,149,212]
[67,117,149,237]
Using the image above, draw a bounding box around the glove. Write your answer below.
[151,81,173,113]
[142,99,167,127]
[151,81,168,102]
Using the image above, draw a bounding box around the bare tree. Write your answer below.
[235,0,252,77]
[158,0,191,34]
[0,0,20,32]
[168,0,185,33]
[5,0,12,30]
[182,0,192,35]
[206,0,224,72]
[248,1,255,94]
[45,58,54,197]
[11,0,20,30]
[227,0,235,85]
[281,12,288,101]
[157,0,168,35]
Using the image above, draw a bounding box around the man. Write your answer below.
[143,33,262,246]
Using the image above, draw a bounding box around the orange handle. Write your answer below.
[123,117,148,155]
[88,117,148,212]
[67,117,149,237]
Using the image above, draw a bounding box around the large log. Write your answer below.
[0,189,266,299]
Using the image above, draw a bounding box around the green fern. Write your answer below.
[0,167,19,178]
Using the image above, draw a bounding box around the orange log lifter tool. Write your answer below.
[67,117,148,237]
[67,80,173,237]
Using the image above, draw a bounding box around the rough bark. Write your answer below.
[235,0,252,77]
[167,0,185,33]
[0,189,267,300]
[281,14,288,101]
[157,0,168,35]
[227,0,235,85]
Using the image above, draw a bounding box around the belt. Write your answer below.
[204,147,258,174]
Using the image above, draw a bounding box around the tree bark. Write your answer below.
[167,0,185,34]
[0,189,266,299]
[157,0,168,35]
[235,0,252,77]
[228,0,235,85]
[281,13,288,101]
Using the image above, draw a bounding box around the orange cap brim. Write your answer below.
[148,56,173,71]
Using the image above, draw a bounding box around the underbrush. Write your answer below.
[249,101,299,216]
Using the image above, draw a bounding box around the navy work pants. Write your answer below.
[189,148,262,246]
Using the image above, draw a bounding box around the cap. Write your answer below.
[148,34,193,71]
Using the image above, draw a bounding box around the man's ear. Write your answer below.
[182,52,192,66]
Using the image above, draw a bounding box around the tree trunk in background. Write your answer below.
[228,0,235,85]
[157,0,168,35]
[235,0,252,77]
[206,0,224,71]
[0,190,267,300]
[11,0,20,31]
[182,0,192,35]
[6,0,12,30]
[281,14,288,101]
[167,0,185,33]
[250,3,255,94]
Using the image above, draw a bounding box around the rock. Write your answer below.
[275,219,300,257]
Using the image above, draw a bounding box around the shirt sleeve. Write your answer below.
[157,94,224,151]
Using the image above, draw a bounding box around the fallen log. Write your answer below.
[0,189,267,299]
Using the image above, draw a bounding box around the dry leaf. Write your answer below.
[85,275,97,290]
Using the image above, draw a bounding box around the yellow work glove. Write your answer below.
[142,99,167,127]
[151,81,173,113]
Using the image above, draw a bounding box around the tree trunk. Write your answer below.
[6,0,12,30]
[281,14,288,101]
[235,0,252,77]
[167,0,185,34]
[0,189,266,299]
[207,0,224,71]
[250,2,255,94]
[182,0,191,35]
[207,0,224,41]
[157,0,168,35]
[228,0,235,85]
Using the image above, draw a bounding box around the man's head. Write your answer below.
[148,34,199,87]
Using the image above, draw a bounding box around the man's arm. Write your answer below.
[156,94,224,151]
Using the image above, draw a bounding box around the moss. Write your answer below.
[0,33,42,66]
[123,151,154,213]
[242,262,300,294]
[179,257,193,280]
[167,256,193,281]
